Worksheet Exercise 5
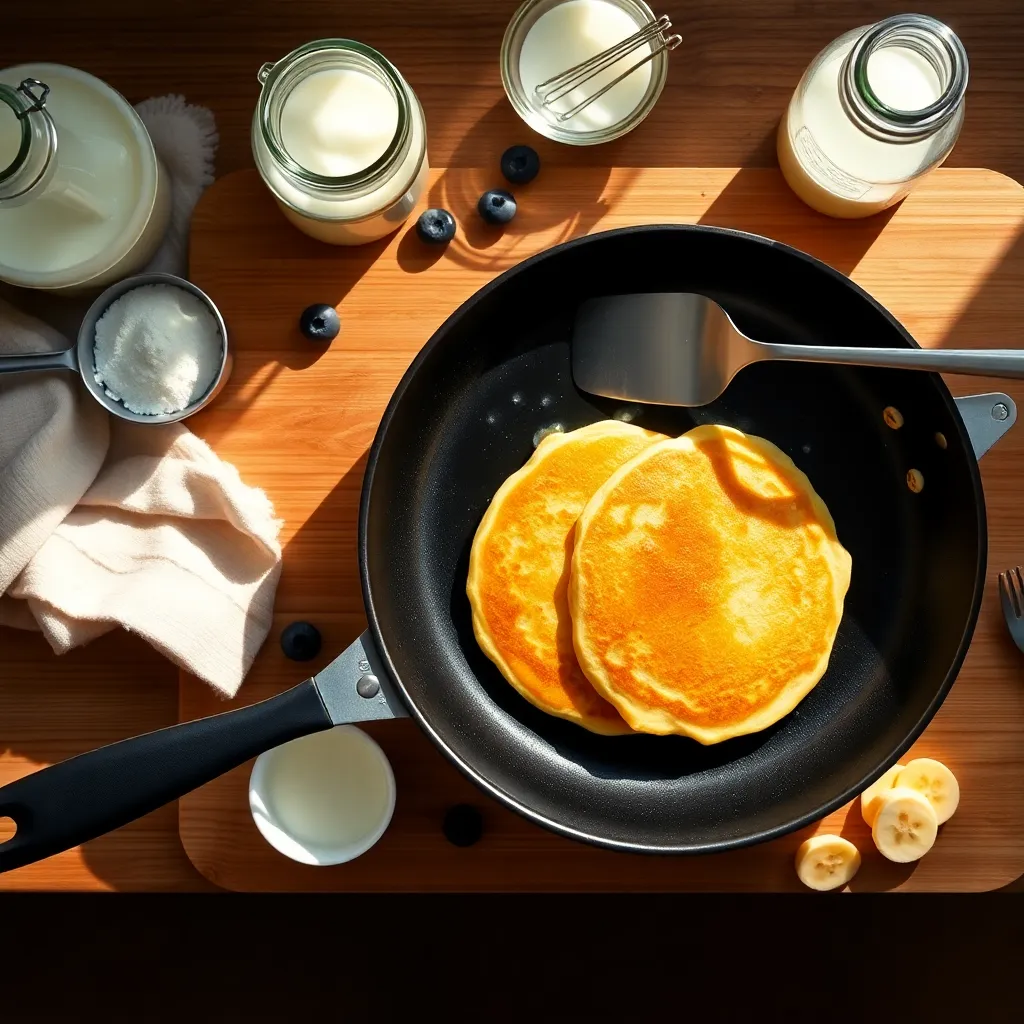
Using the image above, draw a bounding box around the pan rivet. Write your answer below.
[356,673,380,698]
[883,406,904,430]
[935,432,947,450]
[907,468,925,493]
[992,403,1010,421]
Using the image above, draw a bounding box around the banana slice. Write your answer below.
[895,758,960,824]
[795,834,861,891]
[871,786,938,863]
[860,763,905,827]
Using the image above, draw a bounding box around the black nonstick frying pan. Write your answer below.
[0,225,1016,871]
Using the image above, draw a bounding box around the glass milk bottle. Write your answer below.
[252,39,429,245]
[0,66,170,291]
[778,14,968,219]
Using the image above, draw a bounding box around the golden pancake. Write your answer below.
[467,420,665,734]
[570,424,852,743]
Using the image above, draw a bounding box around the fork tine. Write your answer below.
[1010,567,1024,618]
[1002,569,1022,618]
[999,569,1015,614]
[999,571,1016,620]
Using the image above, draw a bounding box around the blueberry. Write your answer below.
[501,144,540,185]
[477,189,517,226]
[442,804,484,847]
[416,207,456,245]
[299,303,340,343]
[280,621,322,662]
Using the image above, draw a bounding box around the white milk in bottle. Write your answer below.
[0,65,170,290]
[778,15,968,218]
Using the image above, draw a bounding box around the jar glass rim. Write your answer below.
[0,82,46,190]
[0,88,29,180]
[842,14,968,142]
[257,38,412,192]
[500,0,670,146]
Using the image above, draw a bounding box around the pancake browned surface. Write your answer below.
[570,424,852,743]
[467,420,664,734]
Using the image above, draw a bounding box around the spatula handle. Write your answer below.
[760,343,1024,378]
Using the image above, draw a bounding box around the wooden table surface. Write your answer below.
[2,0,1024,891]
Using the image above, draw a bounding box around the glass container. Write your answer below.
[0,65,170,291]
[500,0,671,146]
[778,14,968,218]
[252,39,429,245]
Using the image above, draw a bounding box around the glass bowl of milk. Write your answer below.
[501,0,670,145]
[249,725,396,866]
[252,39,429,245]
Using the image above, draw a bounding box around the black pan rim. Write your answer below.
[359,222,988,854]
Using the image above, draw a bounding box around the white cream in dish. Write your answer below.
[518,0,653,132]
[249,726,396,865]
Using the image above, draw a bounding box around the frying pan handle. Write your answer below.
[954,393,1017,460]
[0,349,78,374]
[311,630,411,725]
[0,679,333,874]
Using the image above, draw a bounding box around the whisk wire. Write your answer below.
[533,15,682,123]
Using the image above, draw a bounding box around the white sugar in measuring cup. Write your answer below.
[0,271,232,424]
[249,725,396,866]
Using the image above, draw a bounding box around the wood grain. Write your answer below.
[177,166,1024,892]
[2,0,1024,892]
[6,1,1024,180]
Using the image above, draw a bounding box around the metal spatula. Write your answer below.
[571,292,1024,407]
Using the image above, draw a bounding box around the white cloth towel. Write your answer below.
[0,97,282,698]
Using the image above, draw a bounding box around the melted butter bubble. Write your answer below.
[533,423,565,447]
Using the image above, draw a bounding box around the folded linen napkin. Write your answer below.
[0,96,282,698]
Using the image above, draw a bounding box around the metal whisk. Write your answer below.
[533,14,682,123]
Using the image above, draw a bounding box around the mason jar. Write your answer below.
[252,39,429,245]
[0,65,170,291]
[778,14,968,218]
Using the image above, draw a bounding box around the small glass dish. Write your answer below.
[249,726,396,866]
[500,0,670,146]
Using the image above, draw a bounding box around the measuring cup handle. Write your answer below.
[0,349,78,375]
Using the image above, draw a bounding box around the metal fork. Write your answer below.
[998,566,1024,653]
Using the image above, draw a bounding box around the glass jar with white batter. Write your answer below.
[252,39,429,245]
[0,65,170,291]
[778,14,968,219]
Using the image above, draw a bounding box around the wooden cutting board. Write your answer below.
[183,166,1024,891]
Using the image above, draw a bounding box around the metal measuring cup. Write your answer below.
[0,272,232,424]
